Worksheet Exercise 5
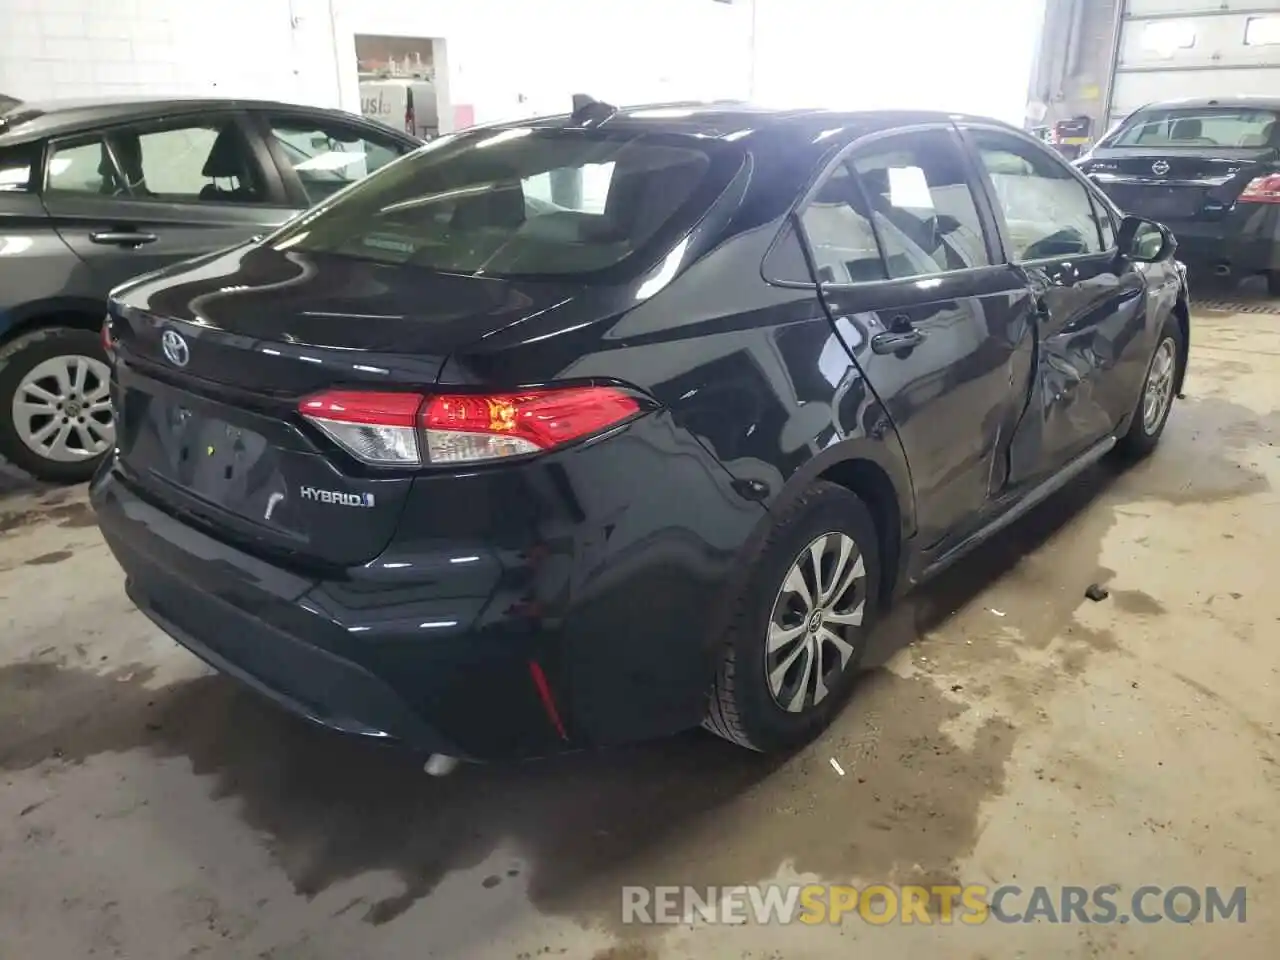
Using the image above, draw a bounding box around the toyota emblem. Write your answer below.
[1151,160,1170,176]
[161,329,190,367]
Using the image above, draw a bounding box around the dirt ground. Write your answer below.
[1,307,1277,960]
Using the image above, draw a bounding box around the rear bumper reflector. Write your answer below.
[528,660,569,741]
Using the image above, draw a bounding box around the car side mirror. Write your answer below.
[1118,215,1176,263]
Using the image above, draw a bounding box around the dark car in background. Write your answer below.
[1077,96,1280,292]
[0,96,419,481]
[90,101,1189,764]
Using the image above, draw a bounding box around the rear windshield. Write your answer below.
[268,126,741,280]
[1109,107,1280,149]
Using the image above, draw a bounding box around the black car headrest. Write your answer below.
[603,150,708,245]
[450,181,526,230]
[1170,117,1202,140]
[202,126,248,179]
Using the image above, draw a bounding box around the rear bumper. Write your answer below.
[91,412,764,760]
[1154,205,1280,278]
[97,477,474,755]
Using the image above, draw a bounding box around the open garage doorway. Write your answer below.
[354,34,459,140]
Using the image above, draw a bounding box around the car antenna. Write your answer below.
[570,93,617,127]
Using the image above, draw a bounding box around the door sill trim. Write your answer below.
[915,435,1117,585]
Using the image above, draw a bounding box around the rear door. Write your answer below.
[963,125,1147,484]
[40,111,297,293]
[802,126,1039,548]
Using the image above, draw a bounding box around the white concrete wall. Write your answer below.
[0,0,754,125]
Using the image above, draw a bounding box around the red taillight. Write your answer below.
[421,387,641,465]
[1240,173,1280,204]
[298,385,642,467]
[298,390,424,465]
[528,660,568,740]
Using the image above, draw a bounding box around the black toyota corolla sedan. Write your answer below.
[91,100,1189,764]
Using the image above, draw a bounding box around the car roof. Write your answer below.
[1134,95,1280,111]
[506,100,1023,146]
[0,95,395,145]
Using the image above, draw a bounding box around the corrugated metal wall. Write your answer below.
[1029,0,1280,138]
[1109,0,1280,124]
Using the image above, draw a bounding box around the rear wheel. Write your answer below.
[1267,271,1280,298]
[0,326,114,483]
[1115,316,1182,460]
[704,482,881,752]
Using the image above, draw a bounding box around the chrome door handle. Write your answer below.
[871,327,926,354]
[90,231,158,247]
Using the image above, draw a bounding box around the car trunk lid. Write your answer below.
[1083,147,1279,222]
[107,242,605,567]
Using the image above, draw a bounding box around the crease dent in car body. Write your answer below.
[90,95,1190,770]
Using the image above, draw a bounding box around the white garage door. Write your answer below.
[1110,0,1280,124]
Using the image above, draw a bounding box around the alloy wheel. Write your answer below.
[12,355,114,463]
[1142,337,1176,434]
[765,531,867,713]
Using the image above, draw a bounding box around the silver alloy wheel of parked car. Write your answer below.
[12,354,114,462]
[766,531,867,713]
[1142,336,1177,434]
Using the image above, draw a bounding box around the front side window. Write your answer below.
[971,130,1103,261]
[1108,107,1279,149]
[266,128,737,280]
[264,116,409,205]
[46,118,265,202]
[849,129,991,279]
[1091,192,1117,250]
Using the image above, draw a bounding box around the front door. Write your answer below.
[803,127,1038,547]
[41,112,296,295]
[963,127,1148,484]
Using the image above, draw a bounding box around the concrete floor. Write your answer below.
[1,307,1277,960]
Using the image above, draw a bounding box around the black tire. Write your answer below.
[1268,271,1280,298]
[1115,316,1183,461]
[704,481,881,752]
[0,326,112,484]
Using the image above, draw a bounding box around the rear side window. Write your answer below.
[796,163,886,284]
[849,129,991,278]
[46,118,266,203]
[776,128,991,286]
[266,128,738,280]
[1109,108,1280,149]
[0,143,37,192]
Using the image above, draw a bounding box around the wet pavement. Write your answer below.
[1,309,1277,959]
